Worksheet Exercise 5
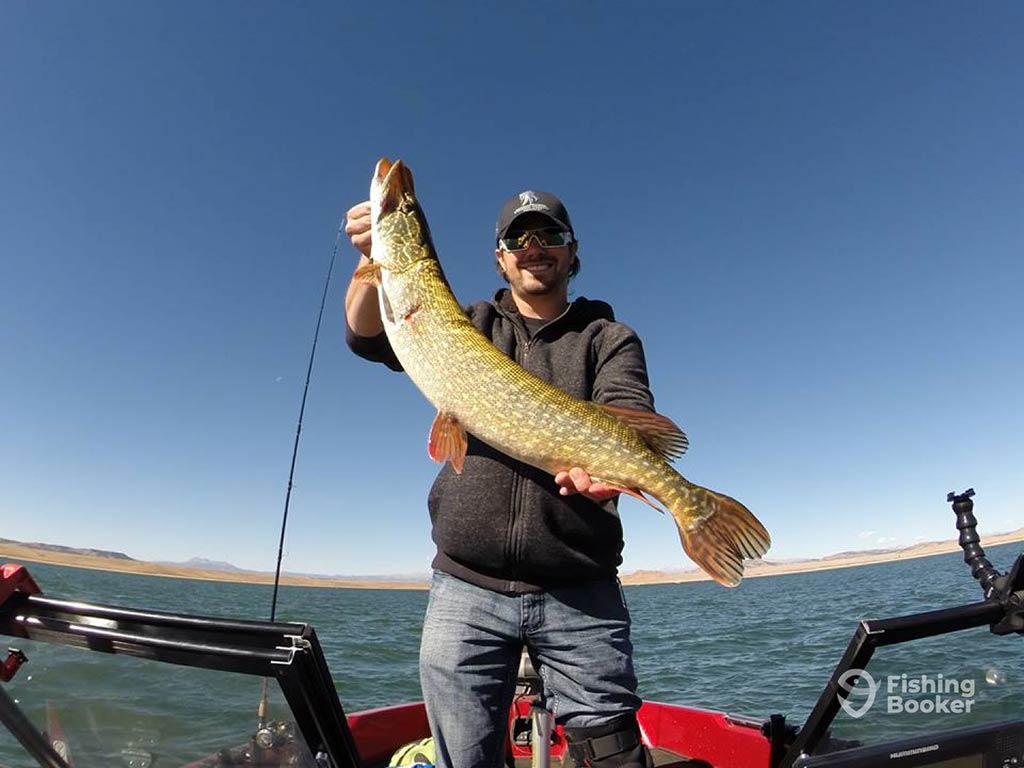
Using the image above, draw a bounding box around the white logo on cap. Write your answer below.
[513,190,551,217]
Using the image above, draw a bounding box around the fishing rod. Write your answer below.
[257,224,343,734]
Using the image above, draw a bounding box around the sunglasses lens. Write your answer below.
[538,230,571,247]
[501,228,571,251]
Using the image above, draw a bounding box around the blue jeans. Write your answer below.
[419,571,640,768]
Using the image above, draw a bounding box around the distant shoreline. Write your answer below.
[0,543,428,590]
[2,530,1022,590]
[623,528,1024,585]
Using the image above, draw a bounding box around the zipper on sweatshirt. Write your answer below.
[505,460,526,580]
[522,302,572,349]
[502,321,531,583]
[501,302,574,585]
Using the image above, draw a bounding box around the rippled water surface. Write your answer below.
[2,544,1021,765]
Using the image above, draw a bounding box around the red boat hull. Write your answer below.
[347,699,770,767]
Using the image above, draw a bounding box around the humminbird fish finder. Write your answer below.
[794,720,1024,768]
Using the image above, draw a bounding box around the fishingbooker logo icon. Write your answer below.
[837,670,977,719]
[837,669,877,719]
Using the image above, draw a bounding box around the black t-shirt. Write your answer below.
[522,315,546,338]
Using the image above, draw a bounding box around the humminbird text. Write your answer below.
[890,745,940,759]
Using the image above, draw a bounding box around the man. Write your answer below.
[344,189,654,768]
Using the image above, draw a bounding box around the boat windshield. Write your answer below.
[0,588,359,768]
[821,639,1021,749]
[2,647,315,767]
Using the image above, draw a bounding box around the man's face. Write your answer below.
[495,213,576,297]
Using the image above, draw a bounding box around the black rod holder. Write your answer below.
[948,488,1002,597]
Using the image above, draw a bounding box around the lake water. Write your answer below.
[1,544,1021,766]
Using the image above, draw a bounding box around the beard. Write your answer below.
[510,259,566,294]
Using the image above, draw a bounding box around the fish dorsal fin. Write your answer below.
[596,404,689,461]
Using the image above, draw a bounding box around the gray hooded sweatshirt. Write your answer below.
[346,289,655,593]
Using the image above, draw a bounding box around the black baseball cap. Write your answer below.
[495,190,574,243]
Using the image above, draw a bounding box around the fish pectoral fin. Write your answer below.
[428,412,468,474]
[595,404,689,461]
[353,261,383,286]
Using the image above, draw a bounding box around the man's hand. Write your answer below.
[555,467,620,502]
[345,201,373,259]
[343,200,384,335]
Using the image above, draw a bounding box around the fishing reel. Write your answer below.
[949,488,1024,635]
[254,720,297,750]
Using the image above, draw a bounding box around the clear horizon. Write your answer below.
[3,3,1022,576]
[4,523,1023,579]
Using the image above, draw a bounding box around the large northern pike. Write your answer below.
[356,158,770,586]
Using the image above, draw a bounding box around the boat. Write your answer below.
[1,489,1021,768]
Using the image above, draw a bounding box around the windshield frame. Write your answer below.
[0,589,362,768]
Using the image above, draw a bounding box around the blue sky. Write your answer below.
[2,2,1021,577]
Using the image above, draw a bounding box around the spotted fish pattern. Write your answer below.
[358,158,770,586]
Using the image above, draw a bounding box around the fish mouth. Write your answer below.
[374,157,397,187]
[373,158,415,215]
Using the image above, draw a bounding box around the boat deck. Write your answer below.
[510,748,710,768]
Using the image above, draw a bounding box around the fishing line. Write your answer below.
[269,227,342,622]
[257,225,342,732]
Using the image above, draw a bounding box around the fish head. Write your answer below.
[369,158,436,272]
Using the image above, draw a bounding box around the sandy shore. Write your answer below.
[622,528,1024,585]
[0,542,428,590]
[2,530,1021,590]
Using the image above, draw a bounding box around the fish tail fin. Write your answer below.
[668,482,771,587]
